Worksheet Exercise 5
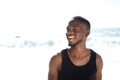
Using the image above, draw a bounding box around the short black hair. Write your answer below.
[72,16,91,29]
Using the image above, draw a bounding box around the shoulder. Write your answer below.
[96,53,103,70]
[50,52,62,64]
[49,49,68,70]
[90,49,103,64]
[48,52,62,80]
[96,53,103,65]
[49,51,62,70]
[50,48,67,62]
[90,49,103,69]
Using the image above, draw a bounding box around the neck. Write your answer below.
[69,42,89,56]
[71,41,87,50]
[70,47,87,54]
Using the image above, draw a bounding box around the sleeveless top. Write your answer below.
[58,49,97,80]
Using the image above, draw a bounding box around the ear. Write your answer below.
[85,30,90,36]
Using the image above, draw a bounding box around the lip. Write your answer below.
[67,35,76,41]
[68,38,74,42]
[67,35,75,38]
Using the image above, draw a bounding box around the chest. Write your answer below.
[59,54,96,80]
[68,53,91,66]
[58,49,97,80]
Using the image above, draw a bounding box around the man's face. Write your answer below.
[66,20,89,46]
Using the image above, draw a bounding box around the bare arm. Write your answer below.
[48,53,61,80]
[95,54,103,80]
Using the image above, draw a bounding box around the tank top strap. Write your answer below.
[61,48,69,61]
[88,49,96,66]
[90,49,96,59]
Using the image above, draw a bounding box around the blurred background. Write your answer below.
[0,0,120,80]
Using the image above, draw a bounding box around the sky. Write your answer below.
[0,0,120,43]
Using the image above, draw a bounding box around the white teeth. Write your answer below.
[68,35,75,38]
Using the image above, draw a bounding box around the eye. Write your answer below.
[67,27,78,32]
[73,28,76,31]
[66,27,71,32]
[72,28,79,32]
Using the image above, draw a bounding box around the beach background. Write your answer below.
[0,0,120,80]
[0,28,120,80]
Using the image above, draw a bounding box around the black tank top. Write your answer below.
[58,49,97,80]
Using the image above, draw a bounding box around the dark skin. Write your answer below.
[48,20,103,80]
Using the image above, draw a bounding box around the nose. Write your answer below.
[67,30,74,35]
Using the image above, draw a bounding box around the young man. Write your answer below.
[48,16,103,80]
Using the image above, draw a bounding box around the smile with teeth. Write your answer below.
[67,35,76,39]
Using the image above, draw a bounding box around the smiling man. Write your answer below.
[48,16,103,80]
